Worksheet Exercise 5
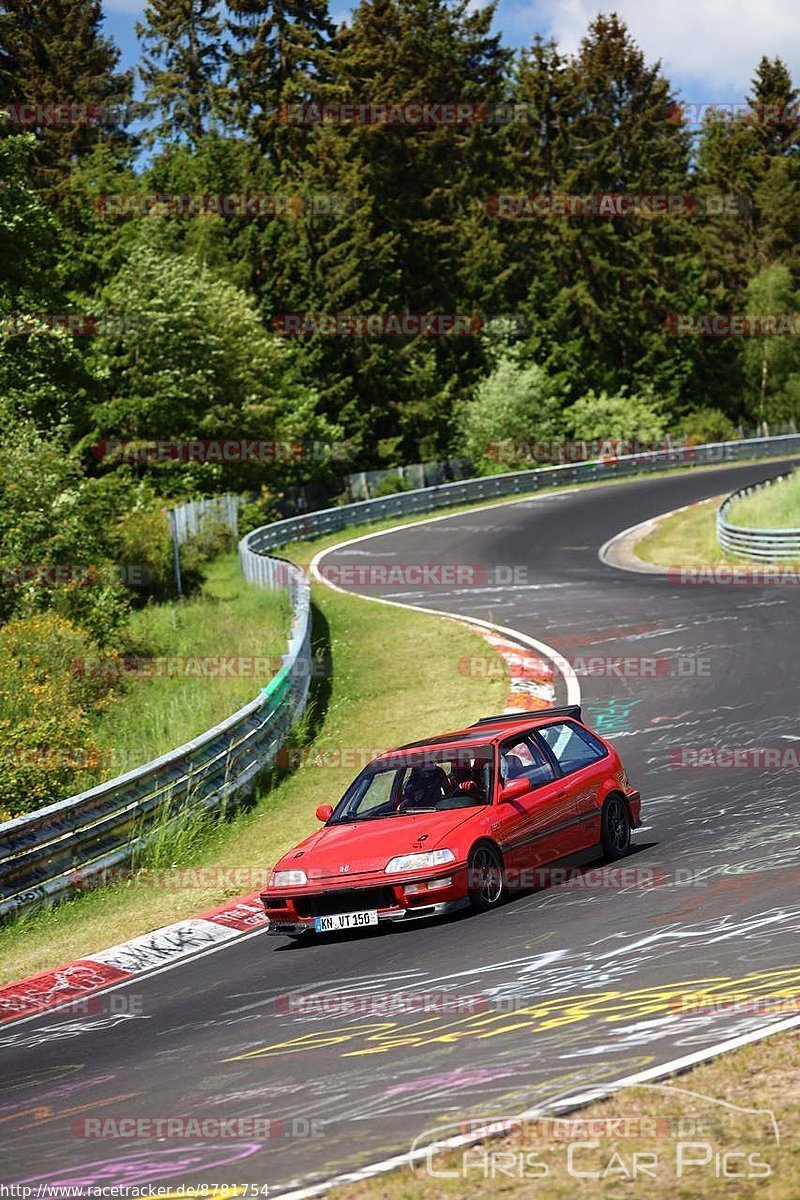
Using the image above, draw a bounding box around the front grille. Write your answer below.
[292,886,398,918]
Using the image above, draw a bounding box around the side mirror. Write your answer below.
[499,777,530,803]
[316,804,333,822]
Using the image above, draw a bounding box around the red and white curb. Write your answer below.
[0,894,267,1025]
[470,627,556,712]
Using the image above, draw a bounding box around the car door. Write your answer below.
[495,733,577,874]
[533,721,610,849]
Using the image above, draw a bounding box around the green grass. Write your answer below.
[637,491,800,569]
[91,553,291,778]
[728,470,800,530]
[635,497,729,567]
[0,583,507,984]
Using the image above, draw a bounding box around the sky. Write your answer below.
[102,0,800,104]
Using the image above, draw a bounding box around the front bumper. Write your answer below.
[264,896,470,936]
[261,866,470,936]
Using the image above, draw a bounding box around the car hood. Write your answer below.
[275,808,480,880]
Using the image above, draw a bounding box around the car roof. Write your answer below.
[385,706,585,757]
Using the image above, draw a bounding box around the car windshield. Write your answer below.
[331,746,494,822]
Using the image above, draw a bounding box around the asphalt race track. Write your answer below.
[3,460,800,1196]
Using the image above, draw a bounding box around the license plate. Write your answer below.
[314,910,379,933]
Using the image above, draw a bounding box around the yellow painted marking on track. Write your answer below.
[223,965,800,1061]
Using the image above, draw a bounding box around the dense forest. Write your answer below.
[3,1,800,483]
[2,4,800,809]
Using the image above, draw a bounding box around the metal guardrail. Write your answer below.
[241,434,800,554]
[717,470,800,560]
[0,554,311,921]
[3,431,800,920]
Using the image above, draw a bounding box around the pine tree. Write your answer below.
[309,0,510,458]
[692,57,800,421]
[0,0,132,197]
[225,0,334,157]
[510,15,696,409]
[695,58,800,290]
[137,0,225,147]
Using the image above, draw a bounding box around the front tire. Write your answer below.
[601,795,632,860]
[467,843,505,912]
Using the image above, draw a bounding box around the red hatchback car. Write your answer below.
[261,706,641,938]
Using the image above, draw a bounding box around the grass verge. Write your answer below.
[728,469,800,529]
[91,553,291,777]
[634,497,728,567]
[635,495,800,568]
[0,583,506,984]
[328,1027,800,1199]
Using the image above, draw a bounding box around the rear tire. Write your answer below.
[601,795,632,860]
[467,843,505,912]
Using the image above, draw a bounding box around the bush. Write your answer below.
[459,354,565,472]
[564,389,666,442]
[112,506,176,602]
[373,473,411,497]
[0,613,118,818]
[680,408,738,445]
[237,488,284,539]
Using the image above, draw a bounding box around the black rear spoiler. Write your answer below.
[471,705,582,727]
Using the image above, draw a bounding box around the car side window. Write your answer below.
[499,736,556,789]
[537,721,607,775]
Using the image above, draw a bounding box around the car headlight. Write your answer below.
[268,869,308,887]
[385,849,456,874]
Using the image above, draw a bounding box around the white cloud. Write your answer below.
[505,0,800,95]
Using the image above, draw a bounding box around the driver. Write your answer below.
[400,764,449,810]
